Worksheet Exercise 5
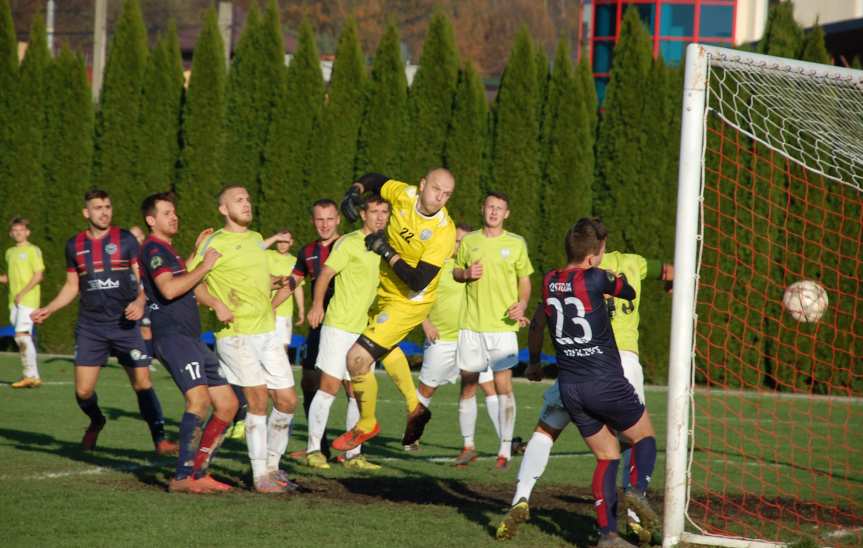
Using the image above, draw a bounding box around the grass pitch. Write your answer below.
[2,353,860,547]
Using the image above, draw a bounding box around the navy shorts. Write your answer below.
[559,375,645,438]
[75,320,151,368]
[302,325,322,370]
[154,335,227,393]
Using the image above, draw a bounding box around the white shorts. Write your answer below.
[419,340,458,387]
[216,331,295,389]
[275,316,293,347]
[10,305,34,334]
[456,329,519,373]
[315,325,360,381]
[539,350,646,431]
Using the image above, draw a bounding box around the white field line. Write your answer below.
[0,462,152,481]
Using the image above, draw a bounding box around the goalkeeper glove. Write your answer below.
[365,230,396,262]
[341,185,365,223]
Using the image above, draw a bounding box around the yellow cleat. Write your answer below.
[496,498,530,540]
[302,451,331,470]
[342,454,381,471]
[11,377,42,389]
[226,420,245,440]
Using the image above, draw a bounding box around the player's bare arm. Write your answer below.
[186,228,214,264]
[0,273,6,284]
[525,304,547,382]
[124,263,147,321]
[507,275,532,325]
[154,247,221,300]
[422,318,439,343]
[194,283,234,324]
[260,231,294,250]
[294,283,305,326]
[306,265,337,329]
[31,270,80,323]
[271,273,301,309]
[453,260,483,283]
[14,269,44,305]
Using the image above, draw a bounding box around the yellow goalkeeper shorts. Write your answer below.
[362,296,433,351]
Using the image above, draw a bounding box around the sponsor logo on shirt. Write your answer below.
[87,278,120,291]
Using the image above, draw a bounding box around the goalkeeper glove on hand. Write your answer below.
[341,185,365,222]
[365,230,396,262]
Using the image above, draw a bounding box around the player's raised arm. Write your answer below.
[341,173,389,222]
[595,268,636,301]
[364,230,442,293]
[153,247,221,300]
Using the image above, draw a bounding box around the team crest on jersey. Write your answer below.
[376,312,389,324]
[18,252,26,260]
[150,255,163,269]
[105,243,118,255]
[500,247,511,258]
[420,229,432,241]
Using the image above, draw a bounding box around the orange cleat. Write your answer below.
[195,474,233,492]
[332,422,380,452]
[155,439,179,456]
[169,477,213,494]
[453,447,478,467]
[11,377,42,389]
[495,456,510,470]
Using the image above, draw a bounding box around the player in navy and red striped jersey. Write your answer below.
[32,188,177,456]
[522,218,659,548]
[139,192,239,494]
[285,199,341,457]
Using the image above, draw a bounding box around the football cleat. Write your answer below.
[510,436,526,456]
[270,470,301,492]
[332,422,380,452]
[495,456,510,470]
[81,418,106,451]
[342,454,381,471]
[226,420,245,441]
[625,508,652,545]
[168,477,213,494]
[155,439,179,456]
[495,498,530,540]
[401,403,432,446]
[596,532,638,547]
[623,490,661,537]
[453,447,479,467]
[254,474,290,494]
[302,451,331,470]
[403,441,420,452]
[195,474,233,492]
[11,376,42,389]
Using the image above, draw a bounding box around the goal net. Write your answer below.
[664,44,863,547]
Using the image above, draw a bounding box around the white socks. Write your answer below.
[307,391,335,453]
[485,395,501,438]
[416,390,432,409]
[497,393,516,460]
[513,432,554,505]
[458,396,478,449]
[245,413,268,478]
[15,335,38,379]
[266,408,294,472]
[345,397,361,459]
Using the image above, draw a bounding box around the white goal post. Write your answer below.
[663,43,863,548]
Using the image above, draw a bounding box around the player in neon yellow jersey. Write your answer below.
[298,195,390,470]
[263,229,304,353]
[454,191,533,469]
[189,185,299,494]
[0,217,45,388]
[332,169,456,451]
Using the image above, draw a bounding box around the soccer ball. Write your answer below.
[782,280,828,323]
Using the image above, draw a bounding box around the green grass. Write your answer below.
[0,353,860,547]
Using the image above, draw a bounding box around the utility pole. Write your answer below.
[92,0,107,101]
[46,0,55,54]
[218,2,233,68]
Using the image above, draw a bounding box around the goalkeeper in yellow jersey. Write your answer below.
[332,169,456,451]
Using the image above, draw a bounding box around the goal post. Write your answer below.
[663,43,863,548]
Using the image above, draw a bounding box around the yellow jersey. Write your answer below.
[189,229,275,338]
[378,180,456,305]
[599,251,648,355]
[323,230,381,333]
[426,258,464,342]
[5,243,44,309]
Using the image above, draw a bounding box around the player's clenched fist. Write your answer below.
[200,247,221,271]
[464,260,483,281]
[306,303,324,329]
[365,230,396,262]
